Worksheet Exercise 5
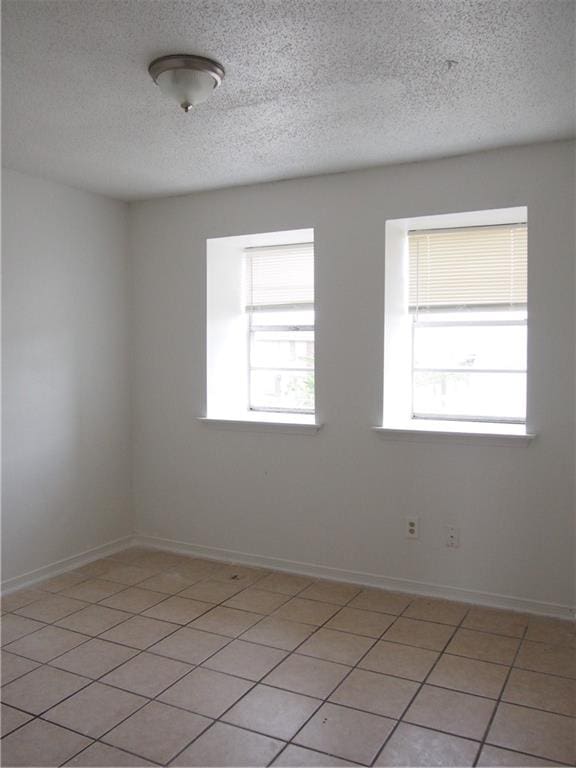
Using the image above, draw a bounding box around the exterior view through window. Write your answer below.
[244,242,314,414]
[409,223,527,423]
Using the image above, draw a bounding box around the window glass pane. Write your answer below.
[250,370,315,411]
[413,324,527,371]
[250,331,314,370]
[413,371,526,420]
[250,309,314,327]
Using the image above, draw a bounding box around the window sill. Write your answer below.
[198,416,322,435]
[374,420,535,446]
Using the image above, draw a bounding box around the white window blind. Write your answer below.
[245,243,314,311]
[409,224,527,310]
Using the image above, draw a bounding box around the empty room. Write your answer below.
[1,0,575,766]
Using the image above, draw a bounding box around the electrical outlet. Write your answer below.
[405,517,419,540]
[446,525,460,548]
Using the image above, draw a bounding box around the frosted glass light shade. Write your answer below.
[149,55,225,112]
[156,69,217,111]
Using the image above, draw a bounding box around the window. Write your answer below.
[245,244,314,414]
[206,229,315,424]
[383,208,528,434]
[409,224,527,423]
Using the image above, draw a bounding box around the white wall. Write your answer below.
[2,169,132,581]
[130,141,575,613]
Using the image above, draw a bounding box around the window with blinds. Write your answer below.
[407,223,527,424]
[244,242,315,413]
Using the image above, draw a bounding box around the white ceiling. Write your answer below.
[3,0,575,201]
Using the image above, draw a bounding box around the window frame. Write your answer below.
[382,208,530,436]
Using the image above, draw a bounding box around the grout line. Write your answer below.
[472,621,529,767]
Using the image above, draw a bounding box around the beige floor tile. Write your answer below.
[189,606,264,637]
[66,741,156,766]
[72,559,114,578]
[2,665,90,714]
[169,560,224,580]
[44,681,147,738]
[102,651,192,696]
[100,587,167,613]
[50,638,138,678]
[295,702,395,765]
[106,548,154,564]
[382,618,455,651]
[403,598,469,626]
[325,607,395,638]
[129,551,184,571]
[359,640,439,682]
[487,702,575,764]
[103,701,212,764]
[272,745,354,766]
[477,745,563,766]
[298,581,362,606]
[1,614,46,645]
[137,571,200,594]
[1,650,40,684]
[4,625,88,662]
[99,565,160,586]
[59,579,127,602]
[515,639,576,678]
[1,588,46,613]
[210,563,267,586]
[142,595,213,624]
[446,628,520,664]
[525,617,575,647]
[170,721,283,766]
[1,704,33,737]
[427,654,509,698]
[298,627,375,665]
[223,684,321,740]
[375,722,480,766]
[330,668,418,719]
[263,654,350,698]
[240,616,315,651]
[348,590,412,615]
[159,667,253,717]
[257,572,315,596]
[462,608,528,638]
[502,667,576,716]
[223,588,290,614]
[0,718,91,767]
[99,615,178,649]
[15,595,88,623]
[149,626,229,663]
[404,685,495,740]
[38,573,88,593]
[203,639,287,680]
[273,597,341,626]
[179,579,246,603]
[56,605,132,635]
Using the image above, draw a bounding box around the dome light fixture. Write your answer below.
[148,54,225,112]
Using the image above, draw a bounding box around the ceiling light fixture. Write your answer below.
[148,54,225,112]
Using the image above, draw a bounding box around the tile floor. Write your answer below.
[1,548,574,767]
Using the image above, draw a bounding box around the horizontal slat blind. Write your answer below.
[245,243,314,310]
[409,224,527,310]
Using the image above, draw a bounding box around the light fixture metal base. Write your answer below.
[148,54,225,87]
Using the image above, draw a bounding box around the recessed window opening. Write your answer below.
[245,242,315,414]
[409,222,527,424]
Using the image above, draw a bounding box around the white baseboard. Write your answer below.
[3,530,573,620]
[134,533,575,620]
[1,535,137,594]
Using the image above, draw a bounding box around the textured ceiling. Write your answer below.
[2,0,575,201]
